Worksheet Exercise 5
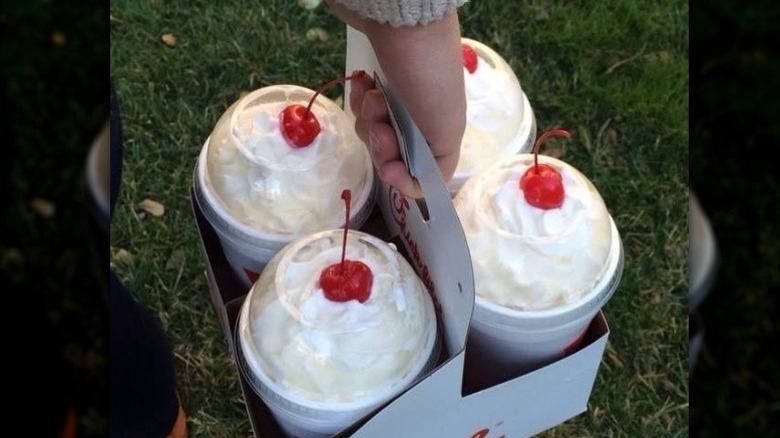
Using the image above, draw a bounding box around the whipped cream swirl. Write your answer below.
[207,86,373,236]
[454,155,612,311]
[240,230,435,403]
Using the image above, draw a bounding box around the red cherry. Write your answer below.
[520,164,565,209]
[318,189,374,303]
[278,70,366,148]
[319,260,374,303]
[519,128,571,210]
[461,43,478,74]
[280,104,320,147]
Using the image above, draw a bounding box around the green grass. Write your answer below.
[110,0,688,436]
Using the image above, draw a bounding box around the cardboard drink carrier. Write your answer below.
[190,27,612,438]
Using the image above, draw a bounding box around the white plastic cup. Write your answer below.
[688,191,716,376]
[193,85,377,288]
[448,38,538,197]
[235,230,439,437]
[467,218,623,376]
[689,191,717,314]
[86,119,110,221]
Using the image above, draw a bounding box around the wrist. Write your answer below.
[332,0,470,27]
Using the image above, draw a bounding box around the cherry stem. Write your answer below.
[532,128,571,171]
[339,189,352,270]
[305,70,366,115]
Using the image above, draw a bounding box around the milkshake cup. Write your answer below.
[83,119,111,295]
[454,152,623,378]
[236,229,439,438]
[689,191,717,314]
[193,85,377,287]
[688,191,717,376]
[449,38,537,196]
[85,119,110,230]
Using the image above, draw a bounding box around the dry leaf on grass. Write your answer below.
[138,199,165,217]
[648,51,672,63]
[247,71,261,87]
[1,248,24,265]
[608,128,619,145]
[30,198,56,218]
[51,32,67,46]
[535,9,550,21]
[298,0,322,10]
[112,248,133,264]
[306,27,329,42]
[166,249,185,270]
[161,33,177,47]
[607,349,624,368]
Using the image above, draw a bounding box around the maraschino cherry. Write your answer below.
[319,189,373,303]
[280,70,366,148]
[519,128,571,209]
[461,43,478,74]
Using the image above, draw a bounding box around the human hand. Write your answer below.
[327,1,466,198]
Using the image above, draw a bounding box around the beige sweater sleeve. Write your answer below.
[332,0,469,27]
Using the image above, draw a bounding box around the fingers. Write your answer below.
[367,122,424,199]
[348,71,423,199]
[354,87,387,144]
[378,161,423,199]
[349,72,374,115]
[367,121,399,168]
[349,70,373,126]
[434,148,460,184]
[361,11,466,187]
[371,124,457,199]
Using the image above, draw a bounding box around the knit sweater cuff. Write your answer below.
[333,0,469,27]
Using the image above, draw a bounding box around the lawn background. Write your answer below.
[107,1,689,436]
[109,1,688,436]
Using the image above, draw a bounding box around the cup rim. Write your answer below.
[194,137,377,248]
[86,120,111,216]
[688,192,717,313]
[474,216,623,325]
